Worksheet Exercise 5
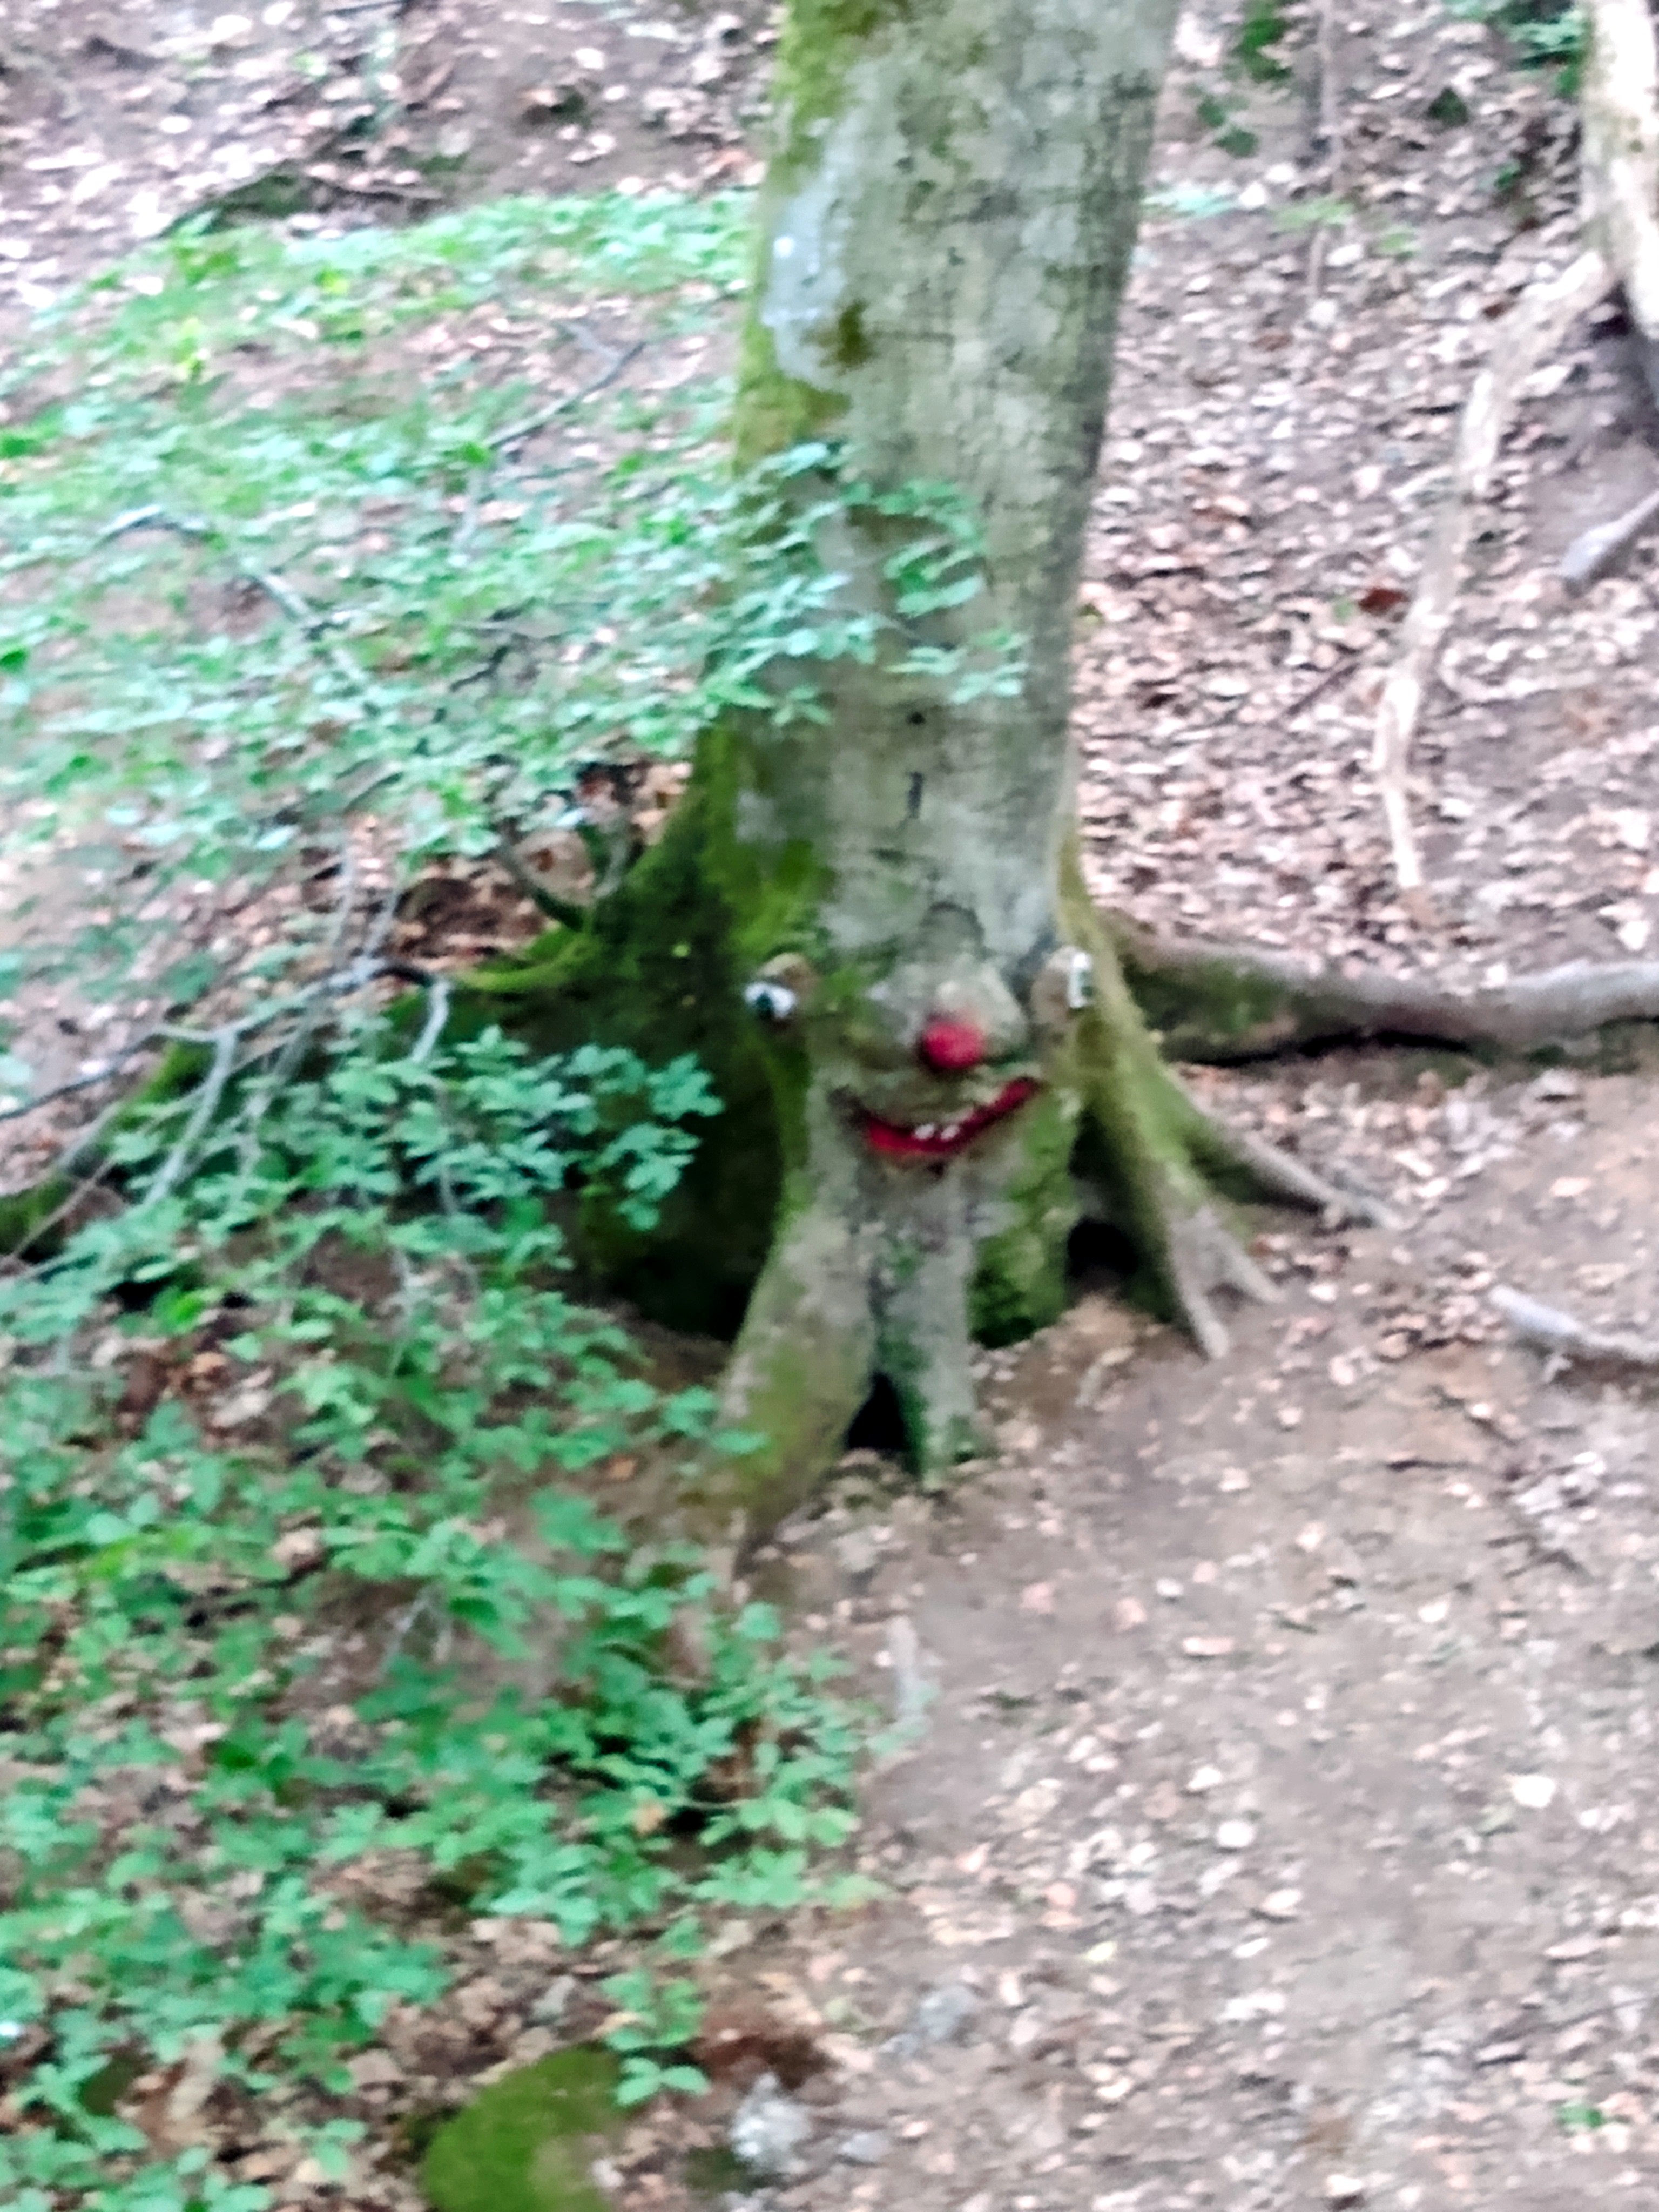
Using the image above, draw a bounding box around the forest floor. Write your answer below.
[6,3,1659,2211]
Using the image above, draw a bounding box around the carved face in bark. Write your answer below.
[746,903,1092,1164]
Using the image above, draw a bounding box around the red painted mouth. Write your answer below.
[857,1078,1040,1162]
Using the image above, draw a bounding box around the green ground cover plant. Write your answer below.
[0,187,1013,1055]
[0,1016,867,2210]
[0,189,919,2211]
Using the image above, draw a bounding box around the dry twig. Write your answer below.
[100,507,365,689]
[485,341,646,453]
[410,976,452,1063]
[2,952,445,1239]
[450,340,643,555]
[1371,249,1611,903]
[301,167,442,205]
[1306,0,1346,300]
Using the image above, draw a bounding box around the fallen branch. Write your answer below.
[554,318,628,368]
[1493,1283,1659,1372]
[1371,248,1611,903]
[1372,0,1659,893]
[1559,479,1659,590]
[1313,0,1344,177]
[145,1027,239,1207]
[1110,908,1659,1060]
[100,507,364,689]
[301,166,442,206]
[1305,0,1346,300]
[449,342,643,556]
[1,952,446,1253]
[0,1034,164,1124]
[486,341,646,453]
[410,974,452,1064]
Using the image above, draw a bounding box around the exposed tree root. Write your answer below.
[1559,480,1659,592]
[1150,1197,1277,1361]
[703,1170,884,1545]
[1184,1101,1371,1217]
[1493,1283,1659,1374]
[1111,911,1659,1062]
[692,1084,1034,1541]
[1069,871,1372,1361]
[695,1078,1364,1540]
[692,878,1379,1545]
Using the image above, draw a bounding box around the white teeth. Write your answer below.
[942,1124,962,1141]
[916,1124,938,1139]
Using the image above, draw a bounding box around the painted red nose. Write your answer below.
[918,1016,988,1073]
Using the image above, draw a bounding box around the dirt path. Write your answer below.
[748,1053,1659,2212]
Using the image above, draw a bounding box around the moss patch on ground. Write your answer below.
[420,2048,627,2212]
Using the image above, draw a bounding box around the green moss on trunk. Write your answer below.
[733,321,849,470]
[458,726,826,1335]
[967,1087,1080,1346]
[772,0,921,151]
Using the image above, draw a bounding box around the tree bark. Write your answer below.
[708,0,1170,1525]
[657,0,1364,1539]
[1582,0,1659,401]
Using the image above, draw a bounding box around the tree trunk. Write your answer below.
[25,0,1360,1539]
[709,0,1161,1523]
[645,0,1363,1540]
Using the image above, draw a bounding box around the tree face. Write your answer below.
[748,908,1091,1167]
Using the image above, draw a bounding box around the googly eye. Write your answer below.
[745,980,799,1022]
[1064,949,1094,1010]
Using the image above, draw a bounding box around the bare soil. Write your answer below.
[752,1050,1659,2212]
[7,3,1659,2210]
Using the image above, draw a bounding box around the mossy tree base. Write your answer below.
[439,781,1372,1549]
[454,742,794,1339]
[672,841,1370,1542]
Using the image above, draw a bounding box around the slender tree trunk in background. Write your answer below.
[665,0,1363,1540]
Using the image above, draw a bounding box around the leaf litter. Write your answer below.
[9,0,1659,2206]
